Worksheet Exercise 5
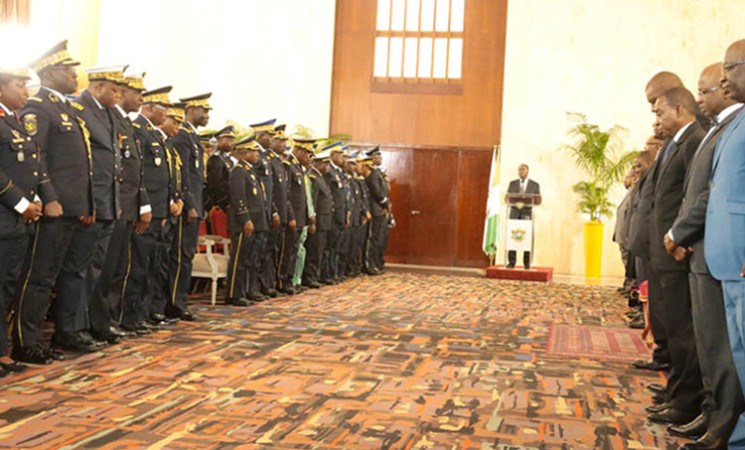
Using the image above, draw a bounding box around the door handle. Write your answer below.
[411,210,421,215]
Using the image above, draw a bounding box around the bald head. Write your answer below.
[722,40,745,103]
[646,71,684,106]
[698,62,736,118]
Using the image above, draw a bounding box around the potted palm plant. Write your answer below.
[561,113,636,280]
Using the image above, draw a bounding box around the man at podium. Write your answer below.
[506,164,541,269]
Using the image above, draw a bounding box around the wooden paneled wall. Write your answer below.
[334,0,507,267]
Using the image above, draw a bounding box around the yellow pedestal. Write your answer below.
[584,221,604,283]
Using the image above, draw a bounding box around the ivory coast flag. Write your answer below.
[482,146,501,258]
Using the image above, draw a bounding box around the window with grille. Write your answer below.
[372,0,465,94]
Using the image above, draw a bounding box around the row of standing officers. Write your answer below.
[0,41,392,373]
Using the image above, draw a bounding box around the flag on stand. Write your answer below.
[482,146,501,262]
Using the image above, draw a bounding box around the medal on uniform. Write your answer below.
[17,151,24,162]
[124,149,131,158]
[253,187,258,196]
[60,113,69,122]
[23,114,37,136]
[195,159,199,169]
[155,156,162,166]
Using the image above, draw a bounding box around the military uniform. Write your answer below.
[168,94,210,317]
[205,125,235,213]
[119,86,181,330]
[322,143,349,283]
[13,58,98,355]
[303,154,332,287]
[279,151,308,293]
[366,153,391,272]
[264,148,292,294]
[73,69,126,342]
[0,74,53,362]
[347,168,370,276]
[250,120,279,296]
[226,137,269,302]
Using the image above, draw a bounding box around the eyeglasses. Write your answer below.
[723,60,745,72]
[698,86,720,96]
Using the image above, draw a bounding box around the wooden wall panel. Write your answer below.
[380,149,412,263]
[330,0,508,147]
[455,150,492,267]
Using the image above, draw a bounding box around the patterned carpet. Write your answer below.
[0,273,682,449]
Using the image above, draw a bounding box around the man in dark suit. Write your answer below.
[364,146,388,275]
[645,87,705,426]
[225,135,269,304]
[505,164,540,269]
[663,63,744,449]
[13,41,100,363]
[303,150,332,288]
[74,66,128,346]
[121,87,183,334]
[0,67,46,372]
[167,93,211,321]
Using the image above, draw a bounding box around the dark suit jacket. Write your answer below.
[171,123,205,216]
[133,115,179,219]
[310,167,332,231]
[507,178,540,218]
[111,109,149,223]
[228,160,268,234]
[286,154,308,228]
[20,87,93,217]
[205,150,232,211]
[326,164,348,226]
[365,167,389,217]
[671,108,741,274]
[649,122,705,272]
[0,108,53,238]
[75,90,121,221]
[268,153,292,224]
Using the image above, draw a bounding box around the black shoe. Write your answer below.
[668,412,709,440]
[505,263,515,269]
[279,286,297,296]
[651,394,667,404]
[648,408,698,425]
[78,331,107,349]
[51,332,101,353]
[1,361,28,372]
[247,292,267,302]
[646,401,672,414]
[151,313,168,322]
[628,317,645,329]
[632,359,671,371]
[646,383,667,395]
[109,325,134,338]
[0,369,8,378]
[11,345,53,365]
[680,432,727,449]
[90,330,121,345]
[46,348,65,361]
[227,298,253,307]
[524,264,531,270]
[261,289,279,298]
[180,311,199,322]
[122,322,152,335]
[303,281,322,289]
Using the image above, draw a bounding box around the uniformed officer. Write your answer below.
[93,71,150,339]
[321,141,349,284]
[357,153,377,274]
[121,86,183,334]
[74,65,127,346]
[168,93,211,321]
[0,67,46,371]
[278,137,315,294]
[293,146,316,289]
[226,135,269,304]
[365,146,390,275]
[205,125,235,214]
[251,119,279,298]
[302,149,332,288]
[345,152,371,277]
[14,41,100,363]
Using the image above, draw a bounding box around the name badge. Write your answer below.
[154,157,162,166]
[17,151,25,163]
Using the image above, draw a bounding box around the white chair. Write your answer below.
[192,235,231,305]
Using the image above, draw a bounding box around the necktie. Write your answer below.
[661,140,675,165]
[520,180,525,193]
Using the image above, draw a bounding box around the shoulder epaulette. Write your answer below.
[27,96,42,103]
[132,122,141,129]
[282,160,291,166]
[179,126,189,132]
[309,174,317,179]
[70,102,84,111]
